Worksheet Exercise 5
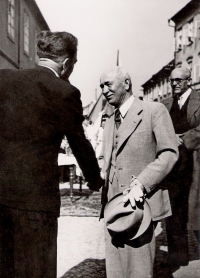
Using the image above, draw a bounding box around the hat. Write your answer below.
[104,193,152,240]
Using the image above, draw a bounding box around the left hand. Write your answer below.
[123,178,145,207]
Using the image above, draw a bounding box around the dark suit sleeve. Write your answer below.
[60,87,101,183]
[182,105,200,151]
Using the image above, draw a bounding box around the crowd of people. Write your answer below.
[0,30,199,278]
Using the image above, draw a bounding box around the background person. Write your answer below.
[0,31,103,278]
[161,67,200,270]
[98,66,178,278]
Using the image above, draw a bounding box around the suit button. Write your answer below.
[116,135,118,138]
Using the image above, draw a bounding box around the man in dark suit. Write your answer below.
[0,31,103,278]
[161,67,200,271]
[99,66,178,278]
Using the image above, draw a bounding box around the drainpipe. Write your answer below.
[17,0,21,68]
[168,19,176,67]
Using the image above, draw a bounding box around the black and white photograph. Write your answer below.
[0,0,199,277]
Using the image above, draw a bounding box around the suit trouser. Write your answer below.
[0,205,58,278]
[165,192,189,265]
[104,220,155,278]
[105,174,155,278]
[165,171,191,265]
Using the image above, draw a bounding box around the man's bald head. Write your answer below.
[170,67,191,96]
[171,67,191,79]
[101,67,131,85]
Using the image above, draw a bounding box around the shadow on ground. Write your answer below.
[60,259,106,278]
[60,188,101,217]
[58,220,199,278]
[153,222,200,278]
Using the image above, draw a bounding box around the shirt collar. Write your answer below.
[179,88,192,106]
[119,95,134,118]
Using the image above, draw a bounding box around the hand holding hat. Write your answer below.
[123,177,145,207]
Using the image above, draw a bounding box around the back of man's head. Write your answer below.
[36,31,78,61]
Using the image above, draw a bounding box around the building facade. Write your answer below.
[0,0,49,70]
[173,0,200,92]
[142,0,200,101]
[142,60,174,102]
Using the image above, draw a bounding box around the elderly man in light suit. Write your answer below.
[99,67,178,278]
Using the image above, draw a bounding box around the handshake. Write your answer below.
[86,177,104,191]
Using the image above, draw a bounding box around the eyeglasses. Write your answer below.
[169,78,189,84]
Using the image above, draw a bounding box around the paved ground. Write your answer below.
[57,184,200,278]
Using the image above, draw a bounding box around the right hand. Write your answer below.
[87,177,104,191]
[176,134,184,146]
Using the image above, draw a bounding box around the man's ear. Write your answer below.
[62,58,69,71]
[187,78,192,86]
[124,79,131,91]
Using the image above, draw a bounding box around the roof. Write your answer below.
[141,60,174,89]
[170,0,200,24]
[30,0,50,30]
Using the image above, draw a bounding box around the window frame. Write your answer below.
[7,0,15,41]
[23,10,30,56]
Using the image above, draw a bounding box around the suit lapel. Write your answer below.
[117,98,143,153]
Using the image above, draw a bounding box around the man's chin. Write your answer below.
[173,90,181,95]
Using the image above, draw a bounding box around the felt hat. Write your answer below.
[104,193,152,240]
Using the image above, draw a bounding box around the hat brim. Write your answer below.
[104,193,152,240]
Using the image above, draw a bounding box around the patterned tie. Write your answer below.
[115,108,121,129]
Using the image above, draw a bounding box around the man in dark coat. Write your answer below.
[0,31,103,278]
[161,67,200,271]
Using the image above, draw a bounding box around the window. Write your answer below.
[194,54,200,83]
[8,0,15,40]
[194,65,200,83]
[194,20,200,38]
[175,62,182,68]
[175,29,182,51]
[187,57,193,73]
[182,21,194,45]
[24,11,30,55]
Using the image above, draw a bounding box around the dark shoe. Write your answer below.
[160,261,180,273]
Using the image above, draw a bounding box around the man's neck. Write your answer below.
[38,58,61,77]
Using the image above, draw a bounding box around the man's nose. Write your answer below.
[102,86,109,94]
[171,80,177,85]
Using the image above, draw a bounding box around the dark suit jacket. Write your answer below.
[0,66,100,216]
[99,98,178,221]
[162,89,200,229]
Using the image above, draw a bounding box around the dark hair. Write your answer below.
[36,31,78,60]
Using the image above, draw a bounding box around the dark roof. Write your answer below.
[170,0,200,24]
[141,60,174,88]
[29,0,50,30]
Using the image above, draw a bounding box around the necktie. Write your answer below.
[173,95,180,110]
[115,108,121,129]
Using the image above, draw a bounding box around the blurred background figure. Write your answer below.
[161,67,200,272]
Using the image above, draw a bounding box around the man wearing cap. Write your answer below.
[161,67,200,271]
[99,66,178,278]
[0,31,103,278]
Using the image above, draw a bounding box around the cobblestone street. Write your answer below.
[57,185,200,278]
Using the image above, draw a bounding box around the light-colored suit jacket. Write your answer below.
[99,98,179,221]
